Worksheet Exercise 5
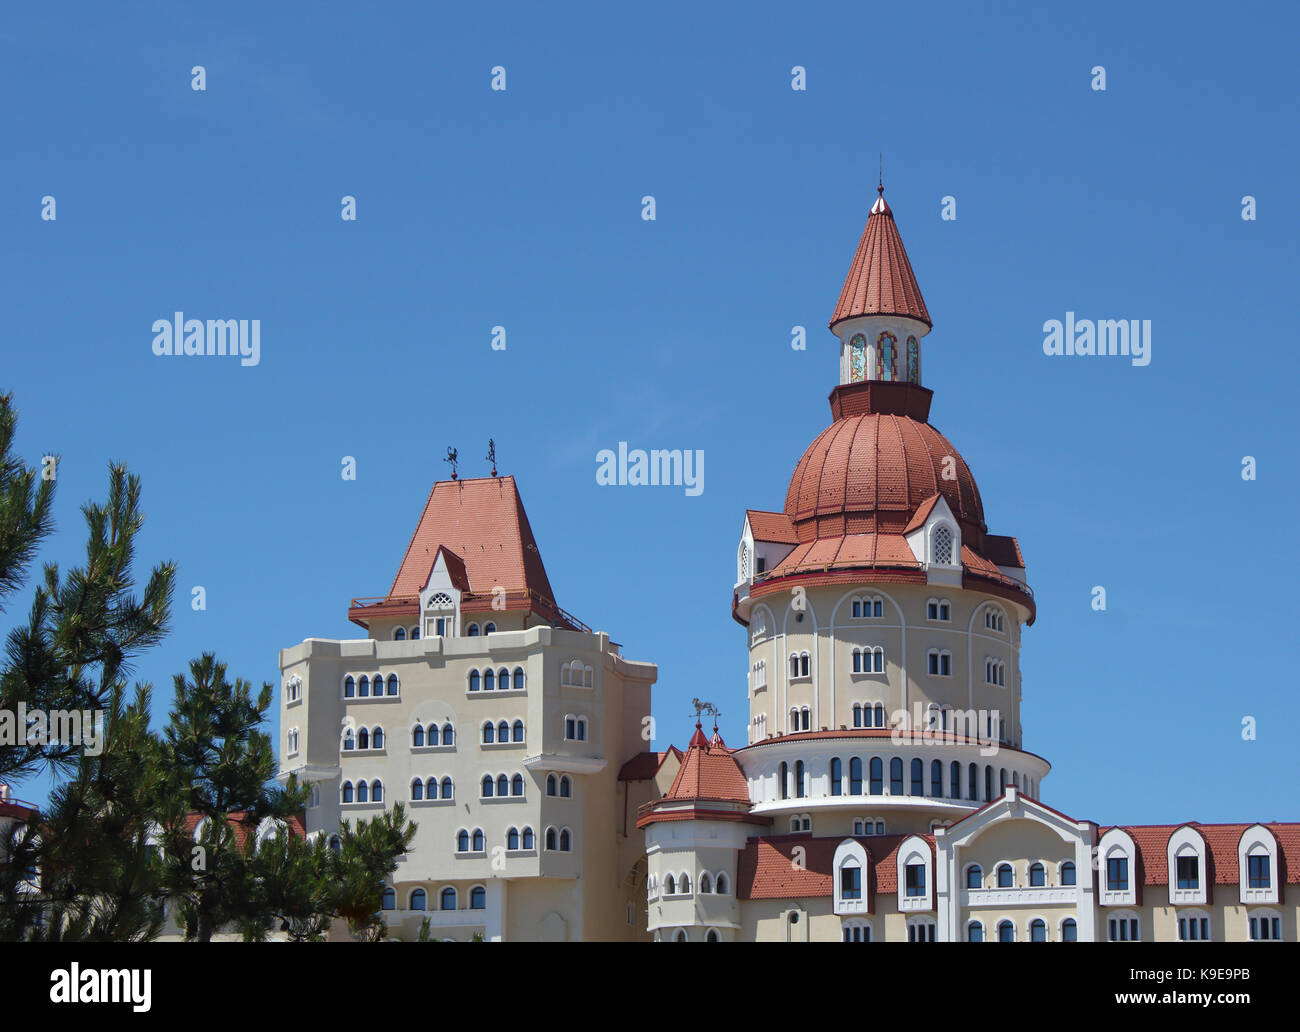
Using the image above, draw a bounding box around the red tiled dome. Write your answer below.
[784,412,985,539]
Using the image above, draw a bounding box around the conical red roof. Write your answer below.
[665,725,750,803]
[829,190,931,330]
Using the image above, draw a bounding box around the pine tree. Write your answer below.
[0,391,175,941]
[154,653,309,941]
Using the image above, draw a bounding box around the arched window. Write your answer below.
[930,759,943,797]
[789,654,799,678]
[425,777,437,798]
[663,873,675,895]
[357,727,369,750]
[467,623,480,636]
[800,653,810,678]
[470,886,486,910]
[342,728,355,751]
[411,778,424,801]
[969,763,978,800]
[357,781,368,803]
[794,760,805,798]
[984,765,993,801]
[873,702,884,728]
[492,720,506,742]
[700,873,713,894]
[849,333,867,382]
[472,828,484,852]
[442,723,454,746]
[484,669,495,692]
[950,761,962,799]
[1060,861,1076,886]
[966,864,983,889]
[371,780,383,803]
[778,762,789,800]
[469,670,481,692]
[440,777,453,799]
[1029,862,1046,887]
[513,667,525,691]
[481,775,494,798]
[484,622,496,634]
[441,887,457,910]
[482,722,495,744]
[869,757,882,795]
[394,627,406,641]
[372,727,384,750]
[706,929,720,943]
[997,863,1014,888]
[522,827,535,850]
[546,774,557,796]
[410,626,419,639]
[968,921,984,943]
[679,871,690,893]
[496,774,508,797]
[890,758,904,794]
[876,330,897,380]
[998,920,1015,943]
[931,525,953,566]
[342,781,354,803]
[412,724,425,747]
[906,336,919,383]
[512,719,524,742]
[830,757,843,796]
[358,675,369,698]
[457,829,470,852]
[428,723,440,746]
[559,776,571,798]
[344,676,355,698]
[1030,918,1047,942]
[381,887,396,911]
[674,930,687,943]
[545,827,557,851]
[910,758,923,796]
[507,827,520,850]
[1062,918,1078,942]
[410,888,427,911]
[387,674,399,696]
[511,774,523,796]
[559,829,571,851]
[716,872,729,895]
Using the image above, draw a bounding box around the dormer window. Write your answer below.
[1176,855,1200,891]
[931,525,954,566]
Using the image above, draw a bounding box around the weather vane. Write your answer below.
[444,446,458,480]
[486,438,497,478]
[691,698,719,724]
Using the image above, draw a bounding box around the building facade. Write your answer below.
[278,188,1297,943]
[279,475,661,941]
[634,186,1300,943]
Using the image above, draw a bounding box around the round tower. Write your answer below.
[732,188,1046,840]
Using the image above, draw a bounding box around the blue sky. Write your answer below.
[3,1,1297,824]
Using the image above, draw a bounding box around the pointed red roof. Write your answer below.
[387,476,559,605]
[829,189,931,330]
[664,725,750,803]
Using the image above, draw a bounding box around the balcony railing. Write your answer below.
[348,591,591,634]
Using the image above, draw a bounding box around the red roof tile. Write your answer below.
[385,476,560,607]
[784,413,985,538]
[737,832,933,899]
[181,811,308,849]
[663,726,750,803]
[746,510,798,544]
[983,534,1025,570]
[618,748,681,782]
[1098,822,1300,886]
[830,190,931,330]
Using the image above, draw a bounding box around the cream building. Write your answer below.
[279,475,662,941]
[635,186,1299,943]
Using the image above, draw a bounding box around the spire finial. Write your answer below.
[878,153,883,195]
[444,446,458,480]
